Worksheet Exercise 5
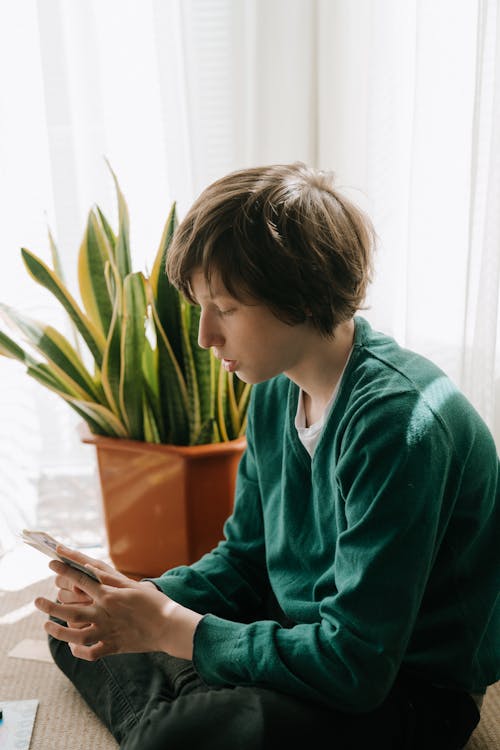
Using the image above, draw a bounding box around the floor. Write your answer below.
[0,469,118,748]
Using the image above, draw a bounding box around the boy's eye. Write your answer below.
[218,308,236,316]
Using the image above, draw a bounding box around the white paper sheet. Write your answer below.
[8,638,53,664]
[0,699,39,750]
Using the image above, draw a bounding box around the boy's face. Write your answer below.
[190,269,310,384]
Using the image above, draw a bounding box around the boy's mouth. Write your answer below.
[222,358,237,373]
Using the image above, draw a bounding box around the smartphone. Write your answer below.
[20,529,100,582]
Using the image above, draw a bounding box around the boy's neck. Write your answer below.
[294,319,355,426]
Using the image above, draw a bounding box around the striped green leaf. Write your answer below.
[48,225,83,358]
[189,304,212,427]
[216,363,230,442]
[149,203,183,369]
[105,159,132,281]
[180,301,201,442]
[29,362,74,393]
[226,372,240,438]
[25,363,123,436]
[119,272,147,440]
[193,417,221,445]
[0,304,101,402]
[27,361,94,400]
[21,248,105,367]
[146,280,190,444]
[48,225,65,283]
[237,381,252,435]
[65,399,129,438]
[142,333,164,441]
[142,390,161,444]
[78,209,114,335]
[96,205,117,253]
[101,261,123,419]
[0,328,39,366]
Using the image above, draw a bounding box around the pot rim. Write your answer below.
[78,422,246,458]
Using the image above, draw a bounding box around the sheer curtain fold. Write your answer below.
[1,0,499,554]
[462,0,500,435]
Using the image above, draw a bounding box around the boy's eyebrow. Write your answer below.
[190,287,236,304]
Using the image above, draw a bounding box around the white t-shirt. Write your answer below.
[295,349,353,458]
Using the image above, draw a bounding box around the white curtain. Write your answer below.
[1,0,499,552]
[319,0,500,445]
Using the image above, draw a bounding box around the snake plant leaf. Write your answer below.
[78,209,114,335]
[189,304,213,427]
[146,280,190,444]
[21,248,105,367]
[216,363,230,442]
[119,272,147,440]
[209,351,219,421]
[180,301,202,442]
[105,159,132,281]
[0,304,101,402]
[149,202,183,369]
[142,390,161,444]
[28,362,74,393]
[26,361,95,401]
[1,336,90,403]
[48,225,83,358]
[96,205,117,253]
[63,398,129,438]
[142,336,164,442]
[101,261,123,419]
[193,417,221,445]
[226,372,240,438]
[25,364,104,436]
[0,328,39,365]
[142,325,159,399]
[237,382,252,430]
[48,225,65,283]
[179,300,214,442]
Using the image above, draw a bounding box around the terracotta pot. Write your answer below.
[79,424,246,579]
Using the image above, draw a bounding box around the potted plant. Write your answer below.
[0,164,251,578]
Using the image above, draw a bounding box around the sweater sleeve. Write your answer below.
[192,393,459,712]
[149,411,270,621]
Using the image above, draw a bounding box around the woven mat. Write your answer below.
[466,680,500,749]
[1,575,498,749]
[0,575,117,749]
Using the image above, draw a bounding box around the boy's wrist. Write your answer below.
[159,598,203,660]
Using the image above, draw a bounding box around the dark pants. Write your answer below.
[48,628,479,750]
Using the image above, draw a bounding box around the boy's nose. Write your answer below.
[198,312,224,350]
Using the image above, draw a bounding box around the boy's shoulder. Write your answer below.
[348,317,496,456]
[352,316,458,397]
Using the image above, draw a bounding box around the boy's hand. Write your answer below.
[35,545,202,661]
[50,545,119,628]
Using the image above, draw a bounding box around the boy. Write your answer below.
[35,162,499,749]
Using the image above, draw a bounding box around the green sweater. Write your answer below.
[152,316,500,712]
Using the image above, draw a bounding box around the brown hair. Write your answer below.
[166,162,375,337]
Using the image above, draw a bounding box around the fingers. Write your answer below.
[56,587,92,605]
[43,614,113,661]
[67,619,92,630]
[55,544,99,567]
[44,617,99,647]
[69,640,111,661]
[48,561,101,598]
[35,596,96,626]
[56,544,115,574]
